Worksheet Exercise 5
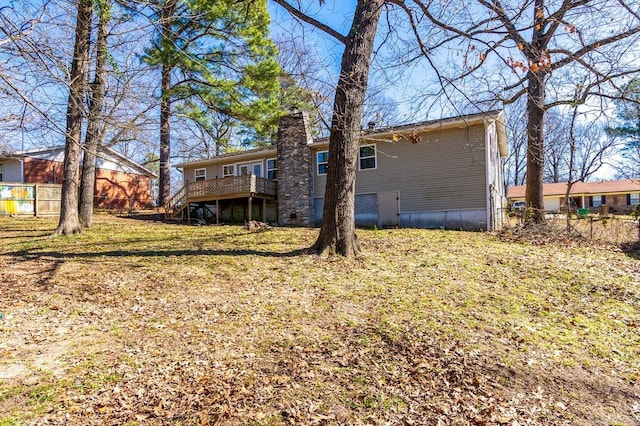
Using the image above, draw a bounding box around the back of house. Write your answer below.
[175,110,508,230]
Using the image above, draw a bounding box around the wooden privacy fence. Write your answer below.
[0,183,62,216]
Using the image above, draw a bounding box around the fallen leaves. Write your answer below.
[0,217,638,425]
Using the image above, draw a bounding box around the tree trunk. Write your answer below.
[159,63,171,206]
[79,3,109,229]
[311,0,384,257]
[524,70,546,223]
[158,1,176,207]
[523,0,547,225]
[54,0,93,236]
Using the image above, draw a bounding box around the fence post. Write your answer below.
[590,216,594,240]
[34,184,38,217]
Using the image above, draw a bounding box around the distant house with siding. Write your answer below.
[170,110,509,231]
[507,179,640,214]
[0,145,158,210]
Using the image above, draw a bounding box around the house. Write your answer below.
[507,179,640,214]
[171,110,509,230]
[0,145,158,210]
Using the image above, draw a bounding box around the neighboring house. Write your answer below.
[0,145,158,210]
[507,179,640,214]
[171,110,509,230]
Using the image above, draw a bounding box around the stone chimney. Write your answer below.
[277,111,314,226]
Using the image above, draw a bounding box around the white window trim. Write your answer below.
[194,168,206,181]
[222,164,235,177]
[317,150,329,175]
[266,158,277,180]
[358,143,377,171]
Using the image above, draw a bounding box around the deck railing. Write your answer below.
[165,175,277,219]
[186,174,276,200]
[164,184,188,218]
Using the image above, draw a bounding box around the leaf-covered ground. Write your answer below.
[0,216,639,425]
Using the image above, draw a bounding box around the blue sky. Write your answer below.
[267,1,444,124]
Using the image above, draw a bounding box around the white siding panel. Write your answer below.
[1,159,23,182]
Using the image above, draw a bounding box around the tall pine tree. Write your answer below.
[144,0,281,206]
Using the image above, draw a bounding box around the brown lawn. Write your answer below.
[0,216,638,425]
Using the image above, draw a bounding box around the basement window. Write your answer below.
[359,144,377,170]
[194,168,206,181]
[317,151,329,175]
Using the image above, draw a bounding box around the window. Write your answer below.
[267,158,277,180]
[195,168,206,181]
[359,144,376,170]
[238,162,262,177]
[629,193,640,206]
[589,195,605,208]
[238,164,250,175]
[317,151,329,175]
[223,164,235,177]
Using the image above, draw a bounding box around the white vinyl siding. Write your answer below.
[0,160,22,182]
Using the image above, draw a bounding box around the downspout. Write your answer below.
[484,120,493,231]
[18,157,24,183]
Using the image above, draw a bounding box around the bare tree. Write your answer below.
[0,1,72,144]
[79,1,111,229]
[54,0,93,236]
[274,0,386,257]
[543,111,571,183]
[419,0,640,222]
[504,99,528,186]
[573,123,616,182]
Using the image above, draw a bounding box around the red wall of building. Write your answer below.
[23,158,64,184]
[94,168,153,210]
[23,157,153,210]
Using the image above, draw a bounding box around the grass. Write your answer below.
[0,215,639,425]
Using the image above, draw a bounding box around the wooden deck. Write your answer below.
[165,175,277,221]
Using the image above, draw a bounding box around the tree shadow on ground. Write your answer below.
[7,246,311,262]
[621,241,640,260]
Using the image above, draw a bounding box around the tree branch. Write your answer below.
[271,0,346,44]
